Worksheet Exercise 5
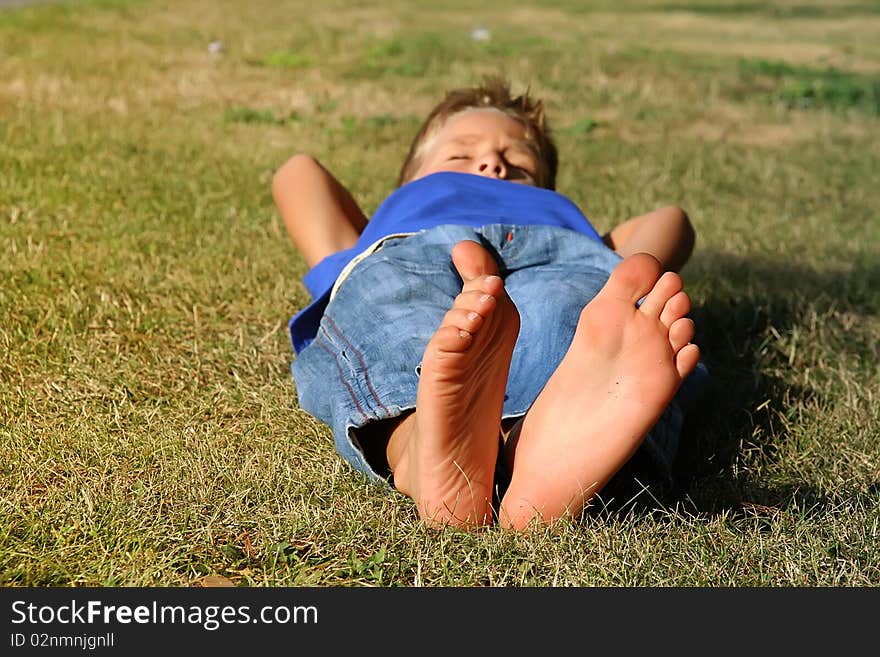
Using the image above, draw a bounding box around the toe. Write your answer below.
[607,253,663,304]
[659,290,692,328]
[452,240,500,282]
[452,288,498,315]
[441,307,485,334]
[639,271,683,318]
[675,343,701,379]
[460,274,504,298]
[668,317,695,352]
[428,325,473,355]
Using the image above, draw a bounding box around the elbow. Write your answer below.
[665,205,691,224]
[272,153,318,197]
[670,206,696,268]
[286,153,319,170]
[274,153,318,180]
[675,205,695,238]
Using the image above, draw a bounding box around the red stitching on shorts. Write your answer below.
[324,316,391,417]
[315,335,368,423]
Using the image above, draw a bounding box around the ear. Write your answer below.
[533,101,546,131]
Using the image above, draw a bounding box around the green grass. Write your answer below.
[1,0,879,586]
[737,58,880,114]
[257,51,313,69]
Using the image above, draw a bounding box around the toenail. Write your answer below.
[459,330,471,339]
[467,311,479,322]
[480,294,492,303]
[485,275,501,285]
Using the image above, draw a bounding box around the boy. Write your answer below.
[273,78,702,531]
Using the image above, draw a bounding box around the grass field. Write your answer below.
[1,0,878,586]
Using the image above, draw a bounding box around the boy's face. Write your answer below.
[412,109,542,186]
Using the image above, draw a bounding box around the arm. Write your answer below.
[601,205,695,272]
[272,154,368,268]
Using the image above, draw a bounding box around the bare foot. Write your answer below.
[499,253,700,530]
[391,240,520,528]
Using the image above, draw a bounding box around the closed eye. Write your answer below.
[504,159,538,183]
[510,160,534,173]
[506,154,538,180]
[506,151,536,171]
[508,159,535,174]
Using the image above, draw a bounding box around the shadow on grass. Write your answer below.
[594,250,879,519]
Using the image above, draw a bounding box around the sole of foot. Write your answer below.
[393,239,520,528]
[499,253,699,530]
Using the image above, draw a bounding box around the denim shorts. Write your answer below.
[291,223,707,485]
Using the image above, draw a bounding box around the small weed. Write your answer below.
[347,547,387,584]
[363,114,397,128]
[738,58,797,78]
[335,114,399,136]
[313,97,339,114]
[354,34,450,78]
[222,107,302,125]
[560,117,599,135]
[778,73,880,114]
[340,115,358,136]
[258,50,312,69]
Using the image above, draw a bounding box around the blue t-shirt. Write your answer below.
[289,171,604,353]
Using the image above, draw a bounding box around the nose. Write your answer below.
[475,151,507,179]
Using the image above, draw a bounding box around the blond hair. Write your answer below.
[397,77,558,189]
